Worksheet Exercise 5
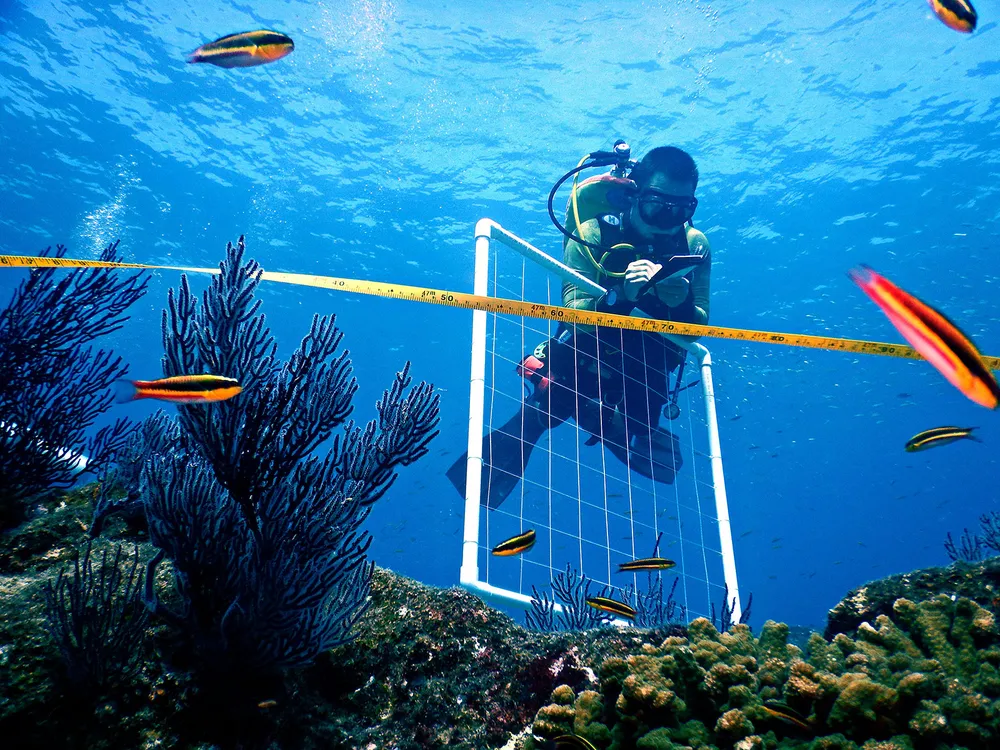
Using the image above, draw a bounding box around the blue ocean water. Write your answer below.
[1,0,998,628]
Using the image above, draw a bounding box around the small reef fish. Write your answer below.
[491,529,536,556]
[762,700,812,732]
[927,0,977,32]
[848,265,1000,409]
[116,375,242,404]
[585,595,636,620]
[257,699,277,709]
[188,30,294,69]
[554,735,599,750]
[905,426,981,452]
[617,557,676,573]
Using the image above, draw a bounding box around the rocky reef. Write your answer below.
[0,487,672,749]
[4,493,1000,749]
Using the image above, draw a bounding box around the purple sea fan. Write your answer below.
[142,236,440,674]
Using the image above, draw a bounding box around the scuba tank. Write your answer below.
[547,139,637,254]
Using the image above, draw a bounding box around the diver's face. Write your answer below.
[629,173,697,239]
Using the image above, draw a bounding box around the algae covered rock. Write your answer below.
[2,492,678,750]
[8,482,1000,749]
[825,557,1000,639]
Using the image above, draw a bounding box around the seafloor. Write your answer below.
[1,485,999,750]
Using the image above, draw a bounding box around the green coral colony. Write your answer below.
[525,595,1000,750]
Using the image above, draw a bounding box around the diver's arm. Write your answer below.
[688,229,711,325]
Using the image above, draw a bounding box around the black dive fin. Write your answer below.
[446,406,549,510]
[604,426,683,484]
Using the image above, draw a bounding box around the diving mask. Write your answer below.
[636,188,698,229]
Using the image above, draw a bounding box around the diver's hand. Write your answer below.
[622,260,663,301]
[654,276,690,308]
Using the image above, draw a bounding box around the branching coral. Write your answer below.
[526,563,613,631]
[141,236,440,676]
[944,528,984,562]
[0,241,148,529]
[526,595,1000,749]
[711,582,753,631]
[528,565,690,634]
[89,411,180,537]
[977,512,1000,556]
[41,538,149,690]
[634,574,687,629]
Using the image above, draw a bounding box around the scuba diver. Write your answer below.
[448,142,712,509]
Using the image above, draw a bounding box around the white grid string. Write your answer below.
[478,242,727,621]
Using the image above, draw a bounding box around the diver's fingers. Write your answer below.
[625,263,658,283]
[625,259,658,275]
[625,270,650,285]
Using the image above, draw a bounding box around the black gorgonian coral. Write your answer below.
[0,241,147,529]
[41,539,149,690]
[142,236,440,675]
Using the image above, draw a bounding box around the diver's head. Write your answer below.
[627,146,699,239]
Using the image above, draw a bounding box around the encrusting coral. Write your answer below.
[524,594,1000,750]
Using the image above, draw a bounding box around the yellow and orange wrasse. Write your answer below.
[188,30,294,69]
[618,556,676,573]
[928,0,977,33]
[762,700,812,732]
[905,426,980,452]
[554,735,599,750]
[491,529,536,556]
[116,375,242,404]
[585,595,636,620]
[849,265,1000,409]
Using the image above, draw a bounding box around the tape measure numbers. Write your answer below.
[2,254,997,371]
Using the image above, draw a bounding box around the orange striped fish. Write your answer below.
[849,265,999,409]
[188,30,294,69]
[491,529,536,556]
[116,375,242,404]
[928,0,977,33]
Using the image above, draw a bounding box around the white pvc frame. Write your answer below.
[458,218,742,621]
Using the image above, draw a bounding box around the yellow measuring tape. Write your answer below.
[3,254,998,371]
